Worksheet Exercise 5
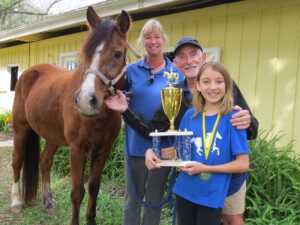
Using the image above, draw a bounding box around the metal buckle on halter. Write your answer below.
[108,84,115,96]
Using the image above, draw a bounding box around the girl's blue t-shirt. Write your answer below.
[124,57,184,157]
[173,108,249,208]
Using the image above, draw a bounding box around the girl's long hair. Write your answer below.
[193,62,233,117]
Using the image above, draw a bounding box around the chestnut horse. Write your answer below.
[11,6,131,225]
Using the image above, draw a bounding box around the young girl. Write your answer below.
[173,62,249,225]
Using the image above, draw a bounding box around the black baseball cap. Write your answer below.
[173,37,203,56]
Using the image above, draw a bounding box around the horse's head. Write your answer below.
[75,6,131,117]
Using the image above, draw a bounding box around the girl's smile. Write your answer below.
[196,68,226,105]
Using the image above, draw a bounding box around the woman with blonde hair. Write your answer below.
[110,19,183,225]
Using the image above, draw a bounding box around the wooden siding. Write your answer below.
[127,0,300,154]
[0,44,29,71]
[0,0,299,153]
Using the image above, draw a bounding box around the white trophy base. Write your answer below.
[157,160,194,167]
[150,130,193,137]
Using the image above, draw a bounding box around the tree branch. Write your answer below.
[9,10,47,16]
[47,0,63,13]
[7,0,23,10]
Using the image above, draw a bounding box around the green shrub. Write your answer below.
[51,126,125,182]
[0,110,12,133]
[52,146,70,176]
[47,128,300,224]
[245,131,300,224]
[102,126,125,183]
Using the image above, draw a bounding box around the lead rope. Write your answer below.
[127,43,142,59]
[124,126,177,225]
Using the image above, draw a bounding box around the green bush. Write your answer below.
[0,110,12,133]
[52,146,70,176]
[102,126,125,183]
[245,132,300,224]
[47,128,300,224]
[51,127,125,182]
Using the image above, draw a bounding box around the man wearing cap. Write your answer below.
[105,37,258,225]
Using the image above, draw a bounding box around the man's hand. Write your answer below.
[104,90,129,113]
[230,105,250,130]
[145,149,161,170]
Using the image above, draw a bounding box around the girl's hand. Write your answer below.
[180,162,208,175]
[104,90,129,112]
[145,149,162,170]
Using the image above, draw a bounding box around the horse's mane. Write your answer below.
[70,18,118,91]
[81,19,116,68]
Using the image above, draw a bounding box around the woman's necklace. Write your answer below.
[148,58,165,72]
[147,58,165,84]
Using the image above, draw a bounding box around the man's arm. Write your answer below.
[232,80,259,140]
[105,90,172,139]
[122,105,170,139]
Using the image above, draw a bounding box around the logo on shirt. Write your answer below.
[191,131,223,157]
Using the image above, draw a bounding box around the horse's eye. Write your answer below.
[114,51,122,59]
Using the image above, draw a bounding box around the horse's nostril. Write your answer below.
[89,95,98,107]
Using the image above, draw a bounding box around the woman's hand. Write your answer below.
[230,105,250,130]
[145,148,162,170]
[104,90,129,113]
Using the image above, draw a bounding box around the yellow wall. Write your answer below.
[0,44,30,71]
[0,32,87,71]
[128,0,300,153]
[0,0,299,153]
[30,32,87,66]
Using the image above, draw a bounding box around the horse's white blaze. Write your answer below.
[77,42,105,114]
[81,43,104,99]
[11,182,23,208]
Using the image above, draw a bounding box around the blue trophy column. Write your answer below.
[152,136,161,159]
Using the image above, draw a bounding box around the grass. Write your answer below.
[2,179,124,225]
[1,117,300,224]
[0,174,173,225]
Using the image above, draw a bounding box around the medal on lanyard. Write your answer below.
[199,108,221,181]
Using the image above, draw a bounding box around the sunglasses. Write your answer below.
[148,69,155,85]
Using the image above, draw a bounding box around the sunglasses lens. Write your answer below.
[148,71,154,84]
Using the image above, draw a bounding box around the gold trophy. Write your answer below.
[161,68,182,131]
[150,67,193,167]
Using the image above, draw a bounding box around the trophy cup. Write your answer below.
[150,68,194,167]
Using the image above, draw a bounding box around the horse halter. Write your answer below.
[84,66,127,96]
[84,43,141,96]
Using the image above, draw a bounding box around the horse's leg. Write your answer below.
[11,125,30,212]
[69,147,87,225]
[86,150,111,225]
[40,142,59,214]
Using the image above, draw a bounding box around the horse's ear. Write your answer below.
[116,10,131,34]
[86,6,101,29]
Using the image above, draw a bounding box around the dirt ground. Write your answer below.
[0,133,13,142]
